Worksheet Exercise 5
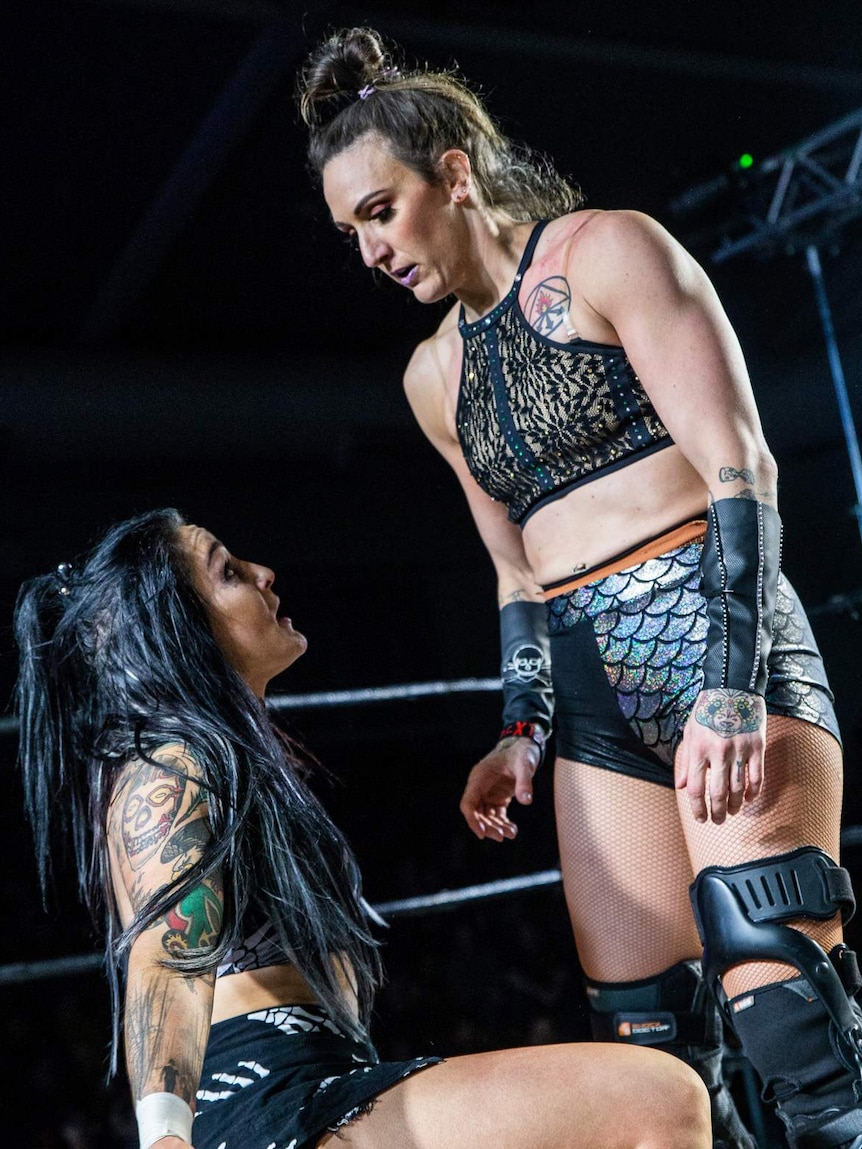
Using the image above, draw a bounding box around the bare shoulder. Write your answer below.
[405,303,460,387]
[110,741,201,799]
[564,209,693,273]
[403,302,461,441]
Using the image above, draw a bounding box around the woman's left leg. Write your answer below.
[319,1041,711,1149]
[555,758,757,1149]
[680,716,862,1148]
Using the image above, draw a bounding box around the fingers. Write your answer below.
[684,757,709,824]
[681,750,765,825]
[459,795,517,842]
[726,757,746,816]
[708,758,733,824]
[512,757,536,806]
[459,772,518,841]
[475,809,519,842]
[745,750,764,801]
[674,737,690,791]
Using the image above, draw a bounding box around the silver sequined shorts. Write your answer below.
[546,540,841,788]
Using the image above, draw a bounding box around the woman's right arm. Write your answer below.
[107,745,222,1149]
[404,334,550,842]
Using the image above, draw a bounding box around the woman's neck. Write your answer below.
[456,214,536,321]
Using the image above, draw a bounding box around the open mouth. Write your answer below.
[393,264,418,287]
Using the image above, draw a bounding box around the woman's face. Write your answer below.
[323,134,468,304]
[179,524,307,696]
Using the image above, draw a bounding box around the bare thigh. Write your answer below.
[318,1043,710,1149]
[679,715,845,995]
[555,757,701,981]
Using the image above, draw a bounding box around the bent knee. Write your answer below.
[638,1057,711,1149]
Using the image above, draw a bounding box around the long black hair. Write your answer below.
[14,508,381,1068]
[299,26,583,221]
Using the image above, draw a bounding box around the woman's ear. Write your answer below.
[438,148,472,203]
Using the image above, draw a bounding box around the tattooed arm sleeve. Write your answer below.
[107,744,222,1109]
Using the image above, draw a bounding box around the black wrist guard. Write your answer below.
[700,498,782,696]
[500,601,553,738]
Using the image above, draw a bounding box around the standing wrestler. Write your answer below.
[299,27,862,1149]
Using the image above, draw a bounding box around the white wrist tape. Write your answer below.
[135,1092,194,1149]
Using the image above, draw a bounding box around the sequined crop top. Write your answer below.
[456,220,673,525]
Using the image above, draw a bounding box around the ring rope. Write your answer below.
[0,869,564,986]
[0,677,502,737]
[4,667,861,983]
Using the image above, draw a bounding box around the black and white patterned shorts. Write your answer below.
[194,1004,441,1149]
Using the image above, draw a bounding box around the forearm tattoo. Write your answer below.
[125,974,210,1103]
[716,466,776,502]
[694,688,762,738]
[719,466,756,485]
[500,588,527,606]
[524,276,573,337]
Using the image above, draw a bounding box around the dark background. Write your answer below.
[3,1,862,1143]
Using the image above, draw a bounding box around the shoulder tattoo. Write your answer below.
[524,276,573,337]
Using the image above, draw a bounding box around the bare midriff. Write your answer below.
[211,958,359,1025]
[521,443,708,587]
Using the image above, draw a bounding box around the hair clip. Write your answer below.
[55,562,74,596]
[357,66,400,101]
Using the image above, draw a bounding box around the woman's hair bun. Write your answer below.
[300,27,390,126]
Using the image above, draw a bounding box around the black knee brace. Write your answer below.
[690,846,859,1043]
[586,960,757,1149]
[690,847,862,1148]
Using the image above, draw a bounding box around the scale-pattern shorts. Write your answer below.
[194,1004,441,1149]
[546,539,841,788]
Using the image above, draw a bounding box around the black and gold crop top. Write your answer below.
[456,220,673,525]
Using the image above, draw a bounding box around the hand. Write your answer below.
[150,1138,194,1149]
[676,688,766,824]
[459,738,540,841]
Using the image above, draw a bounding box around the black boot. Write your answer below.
[730,976,862,1148]
[586,960,757,1149]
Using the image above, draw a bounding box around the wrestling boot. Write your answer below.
[731,972,862,1149]
[586,960,758,1149]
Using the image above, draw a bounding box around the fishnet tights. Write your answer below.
[555,716,844,996]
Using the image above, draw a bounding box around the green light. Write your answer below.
[737,153,754,170]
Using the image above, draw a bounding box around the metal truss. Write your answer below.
[676,108,862,551]
[710,107,862,263]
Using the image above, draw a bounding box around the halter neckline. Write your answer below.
[458,220,548,339]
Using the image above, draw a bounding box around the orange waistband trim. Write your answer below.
[542,519,708,600]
